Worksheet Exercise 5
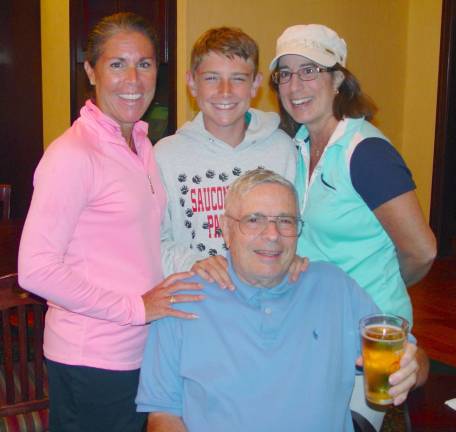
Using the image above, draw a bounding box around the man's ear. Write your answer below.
[250,72,263,98]
[84,61,96,86]
[220,215,231,249]
[333,70,345,92]
[186,70,198,97]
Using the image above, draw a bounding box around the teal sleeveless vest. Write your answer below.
[295,117,412,324]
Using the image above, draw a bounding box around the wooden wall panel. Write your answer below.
[0,0,43,218]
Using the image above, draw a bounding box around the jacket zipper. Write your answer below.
[147,174,155,194]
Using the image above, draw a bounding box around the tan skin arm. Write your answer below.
[147,413,187,432]
[373,191,437,287]
[414,346,430,388]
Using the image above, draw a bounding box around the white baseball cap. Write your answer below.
[269,24,347,70]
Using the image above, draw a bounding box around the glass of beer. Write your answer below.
[360,314,409,406]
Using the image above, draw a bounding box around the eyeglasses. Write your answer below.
[271,65,333,85]
[226,213,303,237]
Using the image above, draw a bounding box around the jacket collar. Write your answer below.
[80,100,149,146]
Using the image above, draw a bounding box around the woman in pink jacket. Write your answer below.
[18,12,203,432]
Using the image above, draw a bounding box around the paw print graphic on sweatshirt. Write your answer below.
[192,175,202,184]
[219,172,229,182]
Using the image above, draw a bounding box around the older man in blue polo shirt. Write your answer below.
[136,169,419,432]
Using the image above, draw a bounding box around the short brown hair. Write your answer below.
[272,64,377,137]
[86,12,159,67]
[190,27,259,75]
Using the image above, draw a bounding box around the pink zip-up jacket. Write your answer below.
[18,100,166,370]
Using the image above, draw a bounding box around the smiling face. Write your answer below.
[222,183,297,288]
[84,31,157,139]
[277,54,342,134]
[186,51,262,145]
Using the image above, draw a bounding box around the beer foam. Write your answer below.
[362,324,406,342]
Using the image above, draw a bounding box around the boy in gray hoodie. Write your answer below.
[155,27,297,279]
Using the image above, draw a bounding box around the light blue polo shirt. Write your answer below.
[295,117,413,324]
[136,257,380,432]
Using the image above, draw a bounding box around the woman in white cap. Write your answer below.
[269,24,435,430]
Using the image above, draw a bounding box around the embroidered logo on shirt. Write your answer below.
[320,173,336,190]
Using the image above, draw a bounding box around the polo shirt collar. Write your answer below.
[226,254,292,305]
[294,117,354,149]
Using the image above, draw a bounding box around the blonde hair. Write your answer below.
[190,27,259,75]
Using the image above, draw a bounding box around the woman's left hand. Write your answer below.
[287,255,309,282]
[142,271,205,322]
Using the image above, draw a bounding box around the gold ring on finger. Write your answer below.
[169,295,176,304]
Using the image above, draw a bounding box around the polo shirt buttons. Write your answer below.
[264,307,272,315]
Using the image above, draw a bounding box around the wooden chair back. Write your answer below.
[0,185,11,220]
[0,273,48,416]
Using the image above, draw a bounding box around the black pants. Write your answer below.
[46,359,147,432]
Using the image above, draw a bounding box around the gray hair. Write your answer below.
[225,168,298,214]
[86,12,159,67]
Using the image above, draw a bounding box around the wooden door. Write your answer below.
[69,0,176,143]
[0,0,43,218]
[430,0,456,256]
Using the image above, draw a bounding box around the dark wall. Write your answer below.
[0,0,43,218]
[430,0,456,256]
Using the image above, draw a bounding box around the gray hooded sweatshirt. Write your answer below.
[155,108,297,276]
